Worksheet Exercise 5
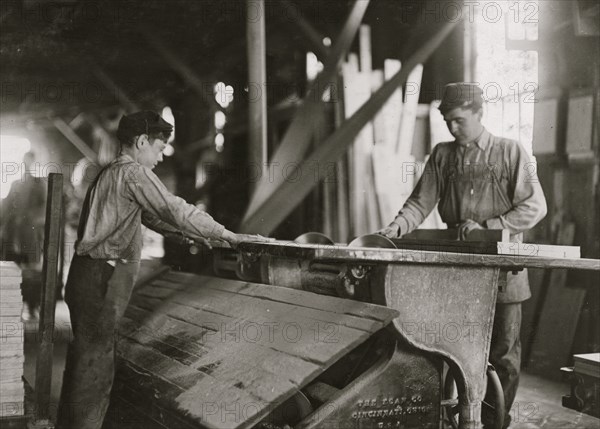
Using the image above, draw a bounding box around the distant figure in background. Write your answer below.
[0,151,46,320]
[376,83,547,428]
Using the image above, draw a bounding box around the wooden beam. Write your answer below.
[246,0,268,191]
[245,0,370,218]
[52,117,97,163]
[241,20,460,234]
[33,173,63,423]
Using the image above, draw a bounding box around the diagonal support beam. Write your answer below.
[241,20,461,235]
[245,0,369,218]
[52,117,97,163]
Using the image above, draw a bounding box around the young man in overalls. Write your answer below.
[377,83,547,428]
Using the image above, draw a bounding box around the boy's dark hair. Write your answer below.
[116,111,173,146]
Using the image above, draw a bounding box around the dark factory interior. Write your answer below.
[0,1,599,429]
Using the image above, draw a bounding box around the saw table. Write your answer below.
[107,232,599,429]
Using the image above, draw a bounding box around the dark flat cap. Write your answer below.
[438,83,484,114]
[117,111,173,142]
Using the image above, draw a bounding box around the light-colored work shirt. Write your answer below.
[392,129,547,302]
[76,154,225,261]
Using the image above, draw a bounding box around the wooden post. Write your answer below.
[33,173,63,426]
[247,0,268,191]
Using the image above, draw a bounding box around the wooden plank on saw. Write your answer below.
[497,242,581,259]
[527,222,586,379]
[391,239,498,255]
[401,228,510,242]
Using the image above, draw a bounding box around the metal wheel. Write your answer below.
[443,365,505,429]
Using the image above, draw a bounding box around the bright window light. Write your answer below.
[215,133,224,152]
[215,82,234,109]
[475,0,538,155]
[163,144,175,157]
[214,111,227,130]
[306,52,324,81]
[1,135,32,199]
[161,106,175,144]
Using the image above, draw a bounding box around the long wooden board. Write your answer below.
[237,242,600,272]
[117,274,398,429]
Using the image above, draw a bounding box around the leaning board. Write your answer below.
[115,270,399,429]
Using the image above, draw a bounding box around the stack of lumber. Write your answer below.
[574,353,600,379]
[341,24,445,238]
[562,353,600,418]
[0,261,25,418]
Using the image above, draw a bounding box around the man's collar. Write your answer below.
[117,152,136,163]
[473,128,491,151]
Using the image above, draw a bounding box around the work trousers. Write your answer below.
[485,303,522,429]
[56,254,140,429]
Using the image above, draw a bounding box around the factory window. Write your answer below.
[473,0,539,155]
